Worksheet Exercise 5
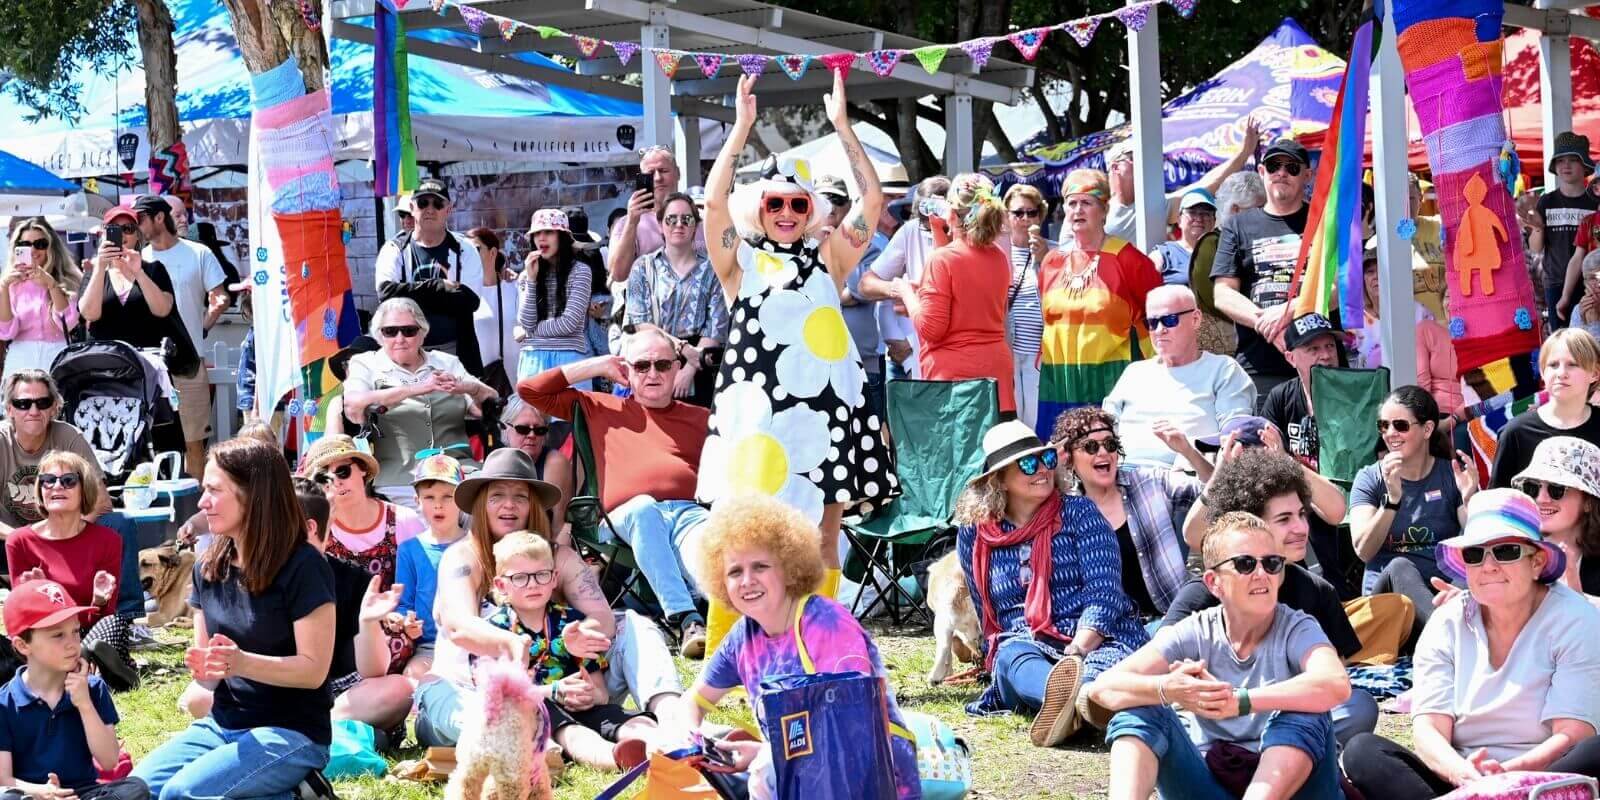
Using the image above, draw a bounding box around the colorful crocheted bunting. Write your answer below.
[497,19,517,42]
[1063,18,1100,48]
[611,40,639,66]
[1166,0,1198,18]
[738,53,769,77]
[866,49,905,77]
[777,54,812,80]
[1007,28,1048,61]
[819,52,858,75]
[1117,4,1151,32]
[912,45,948,75]
[534,25,562,38]
[574,35,602,59]
[655,50,683,79]
[693,53,725,79]
[959,38,996,69]
[457,4,486,33]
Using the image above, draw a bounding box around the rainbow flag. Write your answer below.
[374,0,418,197]
[1290,14,1374,328]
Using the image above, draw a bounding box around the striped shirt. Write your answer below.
[518,264,592,354]
[1007,245,1045,357]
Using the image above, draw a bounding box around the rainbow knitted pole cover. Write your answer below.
[1392,0,1541,401]
[374,0,418,197]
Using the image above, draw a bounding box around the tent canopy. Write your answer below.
[1,0,647,178]
[0,148,77,218]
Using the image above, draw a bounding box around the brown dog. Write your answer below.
[138,544,195,628]
[926,551,981,685]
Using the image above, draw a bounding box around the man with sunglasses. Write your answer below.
[1104,285,1255,469]
[1212,138,1314,402]
[0,371,106,538]
[519,325,714,657]
[374,178,488,377]
[1087,512,1350,800]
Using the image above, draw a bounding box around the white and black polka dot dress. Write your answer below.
[696,237,898,521]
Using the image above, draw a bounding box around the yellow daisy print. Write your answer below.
[759,269,864,406]
[697,381,831,521]
[736,240,801,300]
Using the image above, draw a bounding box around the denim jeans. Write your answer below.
[1105,704,1343,800]
[990,636,1134,713]
[863,366,886,424]
[604,496,709,617]
[131,718,329,800]
[97,511,144,617]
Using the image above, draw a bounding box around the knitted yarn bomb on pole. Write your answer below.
[1392,0,1541,400]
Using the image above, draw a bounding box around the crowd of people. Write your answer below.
[3,62,1600,798]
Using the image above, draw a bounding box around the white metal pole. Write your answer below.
[945,94,975,174]
[640,20,673,149]
[675,116,703,189]
[1127,0,1165,252]
[1536,0,1574,190]
[1373,0,1417,386]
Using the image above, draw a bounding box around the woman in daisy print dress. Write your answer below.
[698,70,897,611]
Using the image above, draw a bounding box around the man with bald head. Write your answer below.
[1104,285,1255,467]
[608,146,705,282]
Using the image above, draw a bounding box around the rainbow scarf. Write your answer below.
[1291,15,1373,327]
[374,0,418,197]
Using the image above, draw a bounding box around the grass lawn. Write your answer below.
[119,625,1409,799]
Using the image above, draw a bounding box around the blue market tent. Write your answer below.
[3,0,646,178]
[0,148,79,217]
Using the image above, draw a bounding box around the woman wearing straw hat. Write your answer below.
[517,209,593,386]
[1344,489,1600,798]
[1512,436,1600,596]
[953,420,1147,747]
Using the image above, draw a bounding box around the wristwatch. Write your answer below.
[1383,495,1401,511]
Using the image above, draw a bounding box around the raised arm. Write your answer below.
[821,69,882,285]
[704,74,759,299]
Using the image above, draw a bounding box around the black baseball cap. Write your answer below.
[132,195,173,216]
[414,178,449,202]
[1283,311,1338,351]
[1261,138,1310,166]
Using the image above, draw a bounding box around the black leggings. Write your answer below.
[1344,732,1600,800]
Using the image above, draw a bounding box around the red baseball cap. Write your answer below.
[101,206,137,226]
[4,579,95,638]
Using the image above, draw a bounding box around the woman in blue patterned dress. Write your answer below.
[954,420,1147,748]
[697,69,897,637]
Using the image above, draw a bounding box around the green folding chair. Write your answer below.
[843,378,1000,626]
[562,402,660,615]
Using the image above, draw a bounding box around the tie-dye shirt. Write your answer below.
[703,595,921,799]
[1035,237,1161,440]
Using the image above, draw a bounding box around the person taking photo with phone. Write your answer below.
[0,218,82,380]
[78,207,197,382]
[608,146,705,284]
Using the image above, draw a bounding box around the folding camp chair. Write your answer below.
[843,378,999,626]
[1310,366,1390,599]
[562,402,661,616]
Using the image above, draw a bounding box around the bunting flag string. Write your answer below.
[403,0,1196,80]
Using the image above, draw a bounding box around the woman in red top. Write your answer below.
[4,450,134,689]
[894,173,1017,414]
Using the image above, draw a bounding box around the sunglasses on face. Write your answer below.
[1264,160,1305,176]
[1521,481,1570,502]
[380,325,422,339]
[1016,449,1059,476]
[501,569,556,588]
[1207,554,1287,575]
[1076,436,1121,456]
[37,472,80,489]
[1009,208,1041,219]
[396,211,413,221]
[662,214,698,228]
[314,463,357,485]
[763,195,811,216]
[1376,419,1416,433]
[630,359,676,374]
[15,239,49,251]
[1145,309,1195,331]
[10,397,52,411]
[413,196,447,211]
[1461,542,1530,566]
[501,422,550,438]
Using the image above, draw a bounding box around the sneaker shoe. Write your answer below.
[127,624,161,652]
[1028,654,1083,748]
[295,769,338,800]
[84,640,139,692]
[680,618,708,660]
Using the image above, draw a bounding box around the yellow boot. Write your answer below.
[705,597,740,654]
[820,568,842,600]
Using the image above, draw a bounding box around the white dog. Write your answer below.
[444,657,553,800]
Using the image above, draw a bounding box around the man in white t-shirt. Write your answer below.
[857,175,950,379]
[1104,285,1255,468]
[136,195,229,478]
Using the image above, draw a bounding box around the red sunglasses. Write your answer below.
[763,195,811,216]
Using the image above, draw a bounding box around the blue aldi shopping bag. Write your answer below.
[756,671,898,800]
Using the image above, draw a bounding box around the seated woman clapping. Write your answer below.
[1086,512,1352,800]
[954,420,1148,747]
[1343,489,1600,799]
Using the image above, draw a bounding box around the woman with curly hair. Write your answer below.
[668,493,920,797]
[1051,408,1203,620]
[954,420,1147,747]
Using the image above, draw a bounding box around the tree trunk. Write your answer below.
[218,0,329,91]
[132,0,181,152]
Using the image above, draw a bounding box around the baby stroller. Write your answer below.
[50,339,178,486]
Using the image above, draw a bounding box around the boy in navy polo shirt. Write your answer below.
[0,579,148,799]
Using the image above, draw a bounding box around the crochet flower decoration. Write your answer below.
[1397,218,1417,240]
[1449,317,1467,339]
[1514,307,1533,331]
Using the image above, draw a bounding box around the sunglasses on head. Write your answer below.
[314,463,357,484]
[1264,159,1305,176]
[413,196,447,211]
[1461,542,1530,566]
[1016,449,1058,476]
[37,472,80,489]
[1207,554,1287,575]
[501,569,556,588]
[15,239,49,251]
[1376,419,1416,433]
[380,325,422,339]
[630,358,676,374]
[1009,208,1041,219]
[501,422,550,438]
[1520,481,1570,502]
[763,195,811,216]
[10,397,52,411]
[662,214,698,228]
[1145,309,1195,331]
[1076,436,1121,456]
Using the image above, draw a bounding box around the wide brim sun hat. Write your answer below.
[300,435,381,481]
[1437,488,1566,583]
[973,420,1056,481]
[1511,436,1600,503]
[454,447,562,513]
